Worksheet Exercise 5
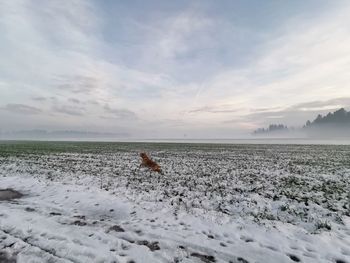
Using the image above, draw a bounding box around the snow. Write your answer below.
[0,142,349,263]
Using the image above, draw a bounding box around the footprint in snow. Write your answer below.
[305,246,316,252]
[239,235,254,243]
[121,243,131,250]
[107,225,125,233]
[49,212,62,216]
[136,240,160,251]
[303,252,317,258]
[265,245,279,252]
[134,229,143,235]
[71,220,87,226]
[25,207,35,212]
[231,258,249,263]
[288,254,301,262]
[190,252,216,263]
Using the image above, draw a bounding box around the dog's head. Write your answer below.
[140,152,148,159]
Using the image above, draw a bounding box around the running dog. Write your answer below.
[140,152,162,173]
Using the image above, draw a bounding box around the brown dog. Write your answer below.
[140,152,162,173]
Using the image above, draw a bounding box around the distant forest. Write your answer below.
[253,124,289,135]
[253,108,350,137]
[304,108,350,127]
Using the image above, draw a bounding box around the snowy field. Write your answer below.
[0,141,349,263]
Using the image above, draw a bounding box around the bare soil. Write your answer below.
[0,189,23,201]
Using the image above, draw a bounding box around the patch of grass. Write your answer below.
[315,220,331,231]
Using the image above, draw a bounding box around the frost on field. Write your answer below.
[0,143,349,232]
[0,142,350,263]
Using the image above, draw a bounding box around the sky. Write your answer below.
[1,0,350,139]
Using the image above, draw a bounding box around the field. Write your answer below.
[0,141,349,263]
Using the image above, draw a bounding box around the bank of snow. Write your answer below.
[0,175,349,263]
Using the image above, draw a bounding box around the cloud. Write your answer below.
[52,105,85,116]
[1,1,350,137]
[287,97,350,112]
[87,100,99,105]
[1,103,42,115]
[32,97,47,101]
[53,75,100,94]
[186,3,350,130]
[155,11,212,59]
[250,107,284,113]
[103,104,137,120]
[189,105,239,114]
[68,98,81,104]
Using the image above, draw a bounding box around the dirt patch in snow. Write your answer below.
[190,252,216,262]
[0,252,16,263]
[0,189,23,201]
[108,225,125,232]
[136,240,160,251]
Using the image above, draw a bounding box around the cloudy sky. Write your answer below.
[1,0,350,138]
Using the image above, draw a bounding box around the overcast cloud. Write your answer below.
[0,0,349,138]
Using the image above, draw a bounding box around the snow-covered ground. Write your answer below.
[0,142,349,263]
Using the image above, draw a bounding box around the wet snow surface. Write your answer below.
[0,142,349,262]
